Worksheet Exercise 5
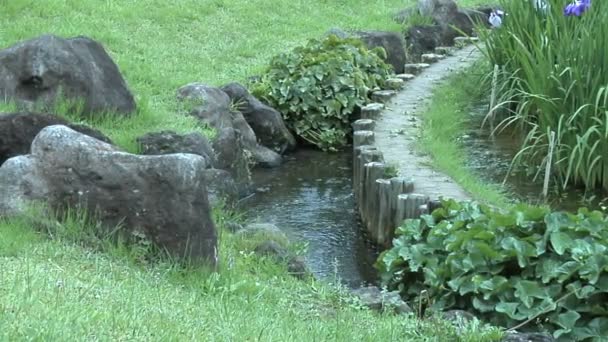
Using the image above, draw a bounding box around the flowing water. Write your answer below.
[463,106,607,211]
[240,148,378,288]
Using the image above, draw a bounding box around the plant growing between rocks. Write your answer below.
[251,35,393,151]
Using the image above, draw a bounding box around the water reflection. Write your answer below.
[240,149,378,288]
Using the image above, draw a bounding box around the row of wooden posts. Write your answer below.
[352,118,441,248]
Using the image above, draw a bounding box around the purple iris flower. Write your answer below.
[563,0,591,16]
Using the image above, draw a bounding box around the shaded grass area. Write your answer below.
[0,211,504,341]
[417,62,512,207]
[0,0,406,152]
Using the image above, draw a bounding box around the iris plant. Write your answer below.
[564,0,591,16]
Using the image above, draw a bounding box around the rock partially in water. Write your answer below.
[220,82,296,153]
[0,35,136,116]
[351,286,412,315]
[177,83,282,169]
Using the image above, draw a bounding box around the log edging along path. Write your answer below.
[353,41,482,247]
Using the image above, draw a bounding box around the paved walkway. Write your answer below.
[374,45,482,201]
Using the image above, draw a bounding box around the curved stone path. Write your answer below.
[375,45,482,202]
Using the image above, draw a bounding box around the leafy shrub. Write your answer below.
[376,199,608,341]
[478,0,608,192]
[251,35,393,151]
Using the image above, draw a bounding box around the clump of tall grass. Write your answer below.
[478,0,608,193]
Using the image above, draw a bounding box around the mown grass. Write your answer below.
[0,0,408,152]
[417,63,512,208]
[0,209,504,341]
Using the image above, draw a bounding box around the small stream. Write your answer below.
[463,106,607,211]
[240,149,378,288]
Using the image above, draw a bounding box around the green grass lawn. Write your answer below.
[0,1,504,340]
[1,0,408,151]
[416,62,513,208]
[0,209,503,341]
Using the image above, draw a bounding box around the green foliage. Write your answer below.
[377,198,608,341]
[252,35,393,151]
[478,0,608,192]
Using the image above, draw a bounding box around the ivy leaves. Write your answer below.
[251,35,393,151]
[376,199,608,341]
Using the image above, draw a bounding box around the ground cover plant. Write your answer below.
[251,35,393,151]
[377,198,608,341]
[479,0,608,193]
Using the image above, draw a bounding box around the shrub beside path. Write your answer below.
[375,45,481,201]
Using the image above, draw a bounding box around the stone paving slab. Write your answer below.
[374,45,482,201]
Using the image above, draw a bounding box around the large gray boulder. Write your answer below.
[0,35,136,116]
[201,168,239,207]
[354,31,406,74]
[325,29,405,74]
[136,130,216,169]
[221,82,296,153]
[177,83,282,168]
[212,127,252,196]
[0,125,217,265]
[0,112,112,165]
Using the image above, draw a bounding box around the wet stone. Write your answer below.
[361,103,384,119]
[385,78,404,90]
[434,46,453,56]
[371,90,397,103]
[454,36,479,46]
[403,63,430,75]
[421,53,446,63]
[395,73,415,82]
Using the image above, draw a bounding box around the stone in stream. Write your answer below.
[404,63,431,75]
[434,46,453,55]
[454,36,479,46]
[361,103,385,119]
[395,73,416,82]
[220,82,296,153]
[371,90,397,104]
[0,35,136,116]
[421,53,445,63]
[385,78,405,90]
[0,125,218,266]
[177,83,282,169]
[0,112,112,165]
[351,286,412,315]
